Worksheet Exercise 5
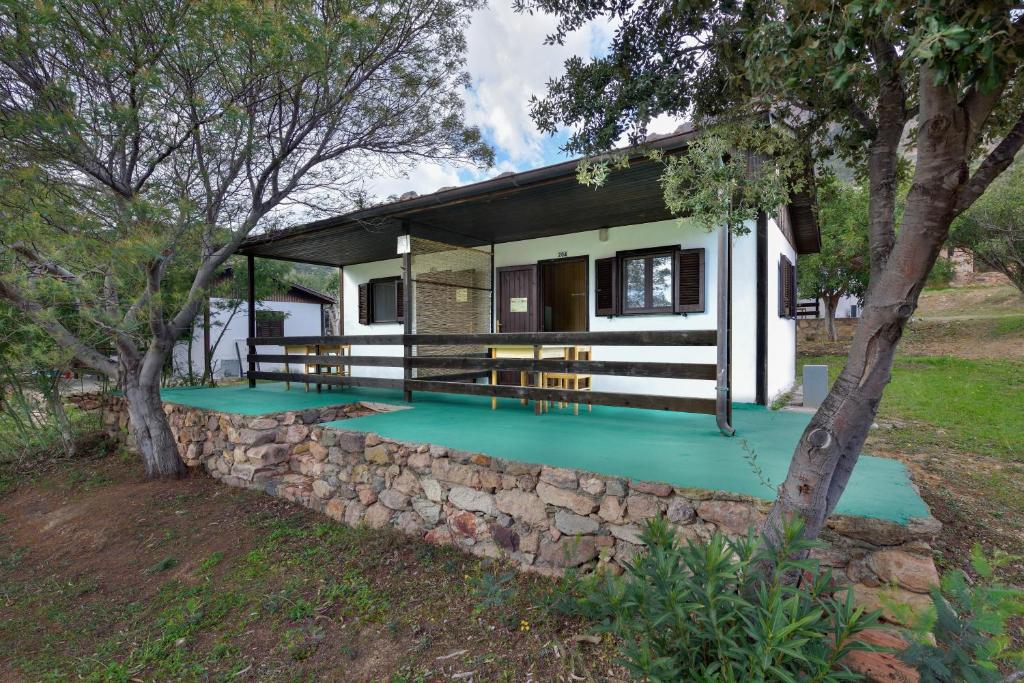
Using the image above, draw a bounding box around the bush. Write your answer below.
[566,518,877,682]
[898,545,1024,682]
[925,257,956,289]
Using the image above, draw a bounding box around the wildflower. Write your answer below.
[519,620,530,632]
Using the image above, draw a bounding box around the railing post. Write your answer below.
[247,254,256,388]
[402,224,413,402]
[716,225,735,436]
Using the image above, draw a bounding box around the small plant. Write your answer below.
[925,257,957,289]
[899,545,1024,682]
[286,598,314,621]
[470,570,517,610]
[145,557,178,575]
[566,517,876,682]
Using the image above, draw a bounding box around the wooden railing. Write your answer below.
[797,299,820,318]
[246,330,721,417]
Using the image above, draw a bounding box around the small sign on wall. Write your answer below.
[456,288,469,302]
[510,297,528,313]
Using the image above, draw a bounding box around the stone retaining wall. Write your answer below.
[797,317,859,343]
[95,395,942,626]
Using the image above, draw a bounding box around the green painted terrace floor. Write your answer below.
[160,382,929,524]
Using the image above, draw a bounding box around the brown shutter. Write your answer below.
[594,256,618,316]
[358,283,369,325]
[778,256,795,318]
[396,279,404,323]
[674,248,705,313]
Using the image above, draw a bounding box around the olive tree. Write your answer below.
[0,0,491,478]
[951,157,1024,293]
[520,0,1024,543]
[798,178,871,342]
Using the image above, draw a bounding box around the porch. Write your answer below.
[160,381,929,524]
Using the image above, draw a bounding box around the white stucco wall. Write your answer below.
[340,218,778,404]
[765,216,798,402]
[342,259,405,379]
[172,298,324,379]
[814,293,861,319]
[491,219,758,402]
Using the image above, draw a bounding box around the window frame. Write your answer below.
[254,310,285,338]
[617,246,678,316]
[367,276,402,324]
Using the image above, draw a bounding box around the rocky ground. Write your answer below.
[0,453,624,682]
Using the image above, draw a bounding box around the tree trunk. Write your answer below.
[44,377,76,458]
[823,296,839,342]
[121,361,187,479]
[763,81,970,544]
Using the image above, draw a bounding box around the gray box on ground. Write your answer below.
[803,365,829,408]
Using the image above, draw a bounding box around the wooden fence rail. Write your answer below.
[245,330,722,419]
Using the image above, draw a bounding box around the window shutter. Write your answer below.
[674,248,705,313]
[396,279,404,323]
[358,283,369,325]
[594,256,618,316]
[778,256,796,318]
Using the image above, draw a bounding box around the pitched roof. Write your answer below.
[240,128,820,267]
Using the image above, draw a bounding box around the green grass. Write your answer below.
[799,355,1024,460]
[991,314,1024,336]
[1,498,591,681]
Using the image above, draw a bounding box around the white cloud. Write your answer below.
[462,4,614,167]
[364,5,616,200]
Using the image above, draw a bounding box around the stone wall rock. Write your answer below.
[97,393,942,621]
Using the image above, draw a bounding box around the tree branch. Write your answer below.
[0,279,117,377]
[954,109,1024,215]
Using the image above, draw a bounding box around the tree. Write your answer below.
[951,157,1024,293]
[0,0,491,478]
[797,178,871,341]
[520,0,1024,544]
[0,300,78,459]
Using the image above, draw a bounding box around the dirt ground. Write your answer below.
[0,454,621,682]
[801,280,1024,360]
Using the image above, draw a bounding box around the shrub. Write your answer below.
[566,518,876,682]
[925,257,956,289]
[898,545,1024,683]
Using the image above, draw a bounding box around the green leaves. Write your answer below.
[566,516,878,681]
[899,544,1024,682]
[797,175,872,306]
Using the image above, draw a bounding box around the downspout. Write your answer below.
[716,224,735,436]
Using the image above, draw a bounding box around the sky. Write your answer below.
[365,4,684,202]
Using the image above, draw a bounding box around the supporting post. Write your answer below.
[402,223,413,402]
[755,212,767,406]
[202,297,212,383]
[246,254,256,388]
[489,243,495,333]
[716,225,735,436]
[342,266,350,335]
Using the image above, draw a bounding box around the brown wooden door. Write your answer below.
[495,265,538,386]
[496,265,538,333]
[540,257,588,331]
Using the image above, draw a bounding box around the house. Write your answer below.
[237,129,820,431]
[798,294,862,320]
[173,280,336,380]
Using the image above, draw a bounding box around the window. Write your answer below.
[595,247,705,316]
[778,255,796,318]
[254,310,285,337]
[622,251,674,313]
[358,276,404,325]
